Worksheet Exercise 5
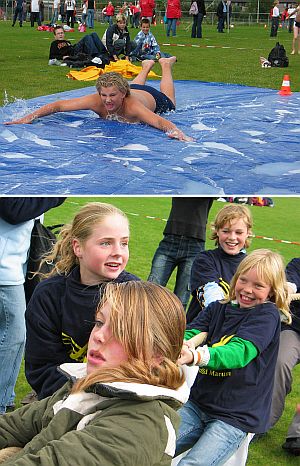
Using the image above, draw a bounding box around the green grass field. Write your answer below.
[1,19,300,106]
[15,196,300,465]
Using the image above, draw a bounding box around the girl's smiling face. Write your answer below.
[87,303,128,374]
[235,267,272,309]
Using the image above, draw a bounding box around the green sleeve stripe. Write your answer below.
[184,329,202,340]
[207,337,258,370]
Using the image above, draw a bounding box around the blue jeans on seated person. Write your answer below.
[175,401,247,465]
[148,235,205,309]
[73,32,107,57]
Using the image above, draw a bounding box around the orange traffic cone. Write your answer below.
[278,75,292,96]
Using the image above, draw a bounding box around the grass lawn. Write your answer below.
[15,196,300,465]
[1,19,300,106]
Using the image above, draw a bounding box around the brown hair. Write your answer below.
[73,281,186,391]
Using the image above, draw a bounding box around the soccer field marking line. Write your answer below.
[64,201,299,246]
[126,211,300,246]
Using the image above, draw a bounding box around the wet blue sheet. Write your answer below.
[1,80,299,194]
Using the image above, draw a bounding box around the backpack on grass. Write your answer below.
[268,42,289,67]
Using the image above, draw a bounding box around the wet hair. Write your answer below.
[116,13,126,22]
[96,72,130,97]
[73,281,186,391]
[37,202,129,278]
[228,248,291,323]
[211,204,253,248]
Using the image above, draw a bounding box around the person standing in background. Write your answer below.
[191,0,206,38]
[12,0,24,27]
[50,0,60,25]
[102,1,115,26]
[87,0,95,28]
[65,0,76,28]
[148,198,213,310]
[166,0,181,37]
[140,0,155,22]
[270,0,280,37]
[0,197,65,415]
[30,0,41,27]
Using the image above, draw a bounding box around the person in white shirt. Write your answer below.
[30,0,41,26]
[270,0,280,37]
[65,0,76,27]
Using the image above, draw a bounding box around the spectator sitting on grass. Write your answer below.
[130,17,173,61]
[48,25,109,66]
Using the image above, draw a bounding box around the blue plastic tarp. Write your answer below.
[1,80,299,194]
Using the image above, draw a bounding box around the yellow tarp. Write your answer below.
[66,61,160,81]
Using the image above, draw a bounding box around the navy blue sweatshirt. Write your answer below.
[25,266,139,399]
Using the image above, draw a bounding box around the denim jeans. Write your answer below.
[87,9,95,28]
[74,32,106,57]
[191,13,204,38]
[12,6,23,25]
[0,285,26,414]
[175,401,247,465]
[51,8,58,25]
[148,235,205,309]
[167,18,177,36]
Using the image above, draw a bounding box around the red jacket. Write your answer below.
[166,0,181,19]
[140,0,155,17]
[105,4,114,15]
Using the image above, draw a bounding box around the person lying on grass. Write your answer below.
[5,58,193,142]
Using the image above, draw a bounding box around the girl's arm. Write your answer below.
[129,102,193,141]
[179,337,258,368]
[0,388,67,450]
[5,94,99,125]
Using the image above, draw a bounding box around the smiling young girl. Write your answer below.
[186,203,253,323]
[0,281,188,466]
[24,202,139,400]
[175,249,291,466]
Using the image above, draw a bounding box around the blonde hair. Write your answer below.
[228,248,291,323]
[211,204,253,248]
[96,72,130,97]
[116,13,126,22]
[38,202,129,278]
[73,281,186,392]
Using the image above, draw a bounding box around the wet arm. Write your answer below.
[5,95,99,125]
[132,105,193,141]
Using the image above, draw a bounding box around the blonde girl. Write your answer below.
[186,203,253,323]
[24,202,139,400]
[176,249,290,466]
[0,281,189,465]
